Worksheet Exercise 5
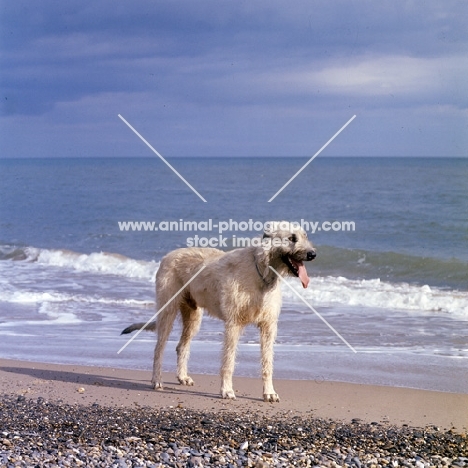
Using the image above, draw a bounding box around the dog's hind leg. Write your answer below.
[220,322,242,399]
[151,301,178,390]
[259,320,280,402]
[176,302,202,386]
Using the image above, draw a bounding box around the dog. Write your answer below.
[121,221,316,402]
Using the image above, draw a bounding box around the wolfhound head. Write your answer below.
[257,221,316,288]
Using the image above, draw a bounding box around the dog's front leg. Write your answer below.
[259,320,280,402]
[220,322,242,399]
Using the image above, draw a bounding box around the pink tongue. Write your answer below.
[292,259,309,288]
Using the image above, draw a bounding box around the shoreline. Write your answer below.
[1,358,467,431]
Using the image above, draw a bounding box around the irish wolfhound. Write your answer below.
[122,221,316,402]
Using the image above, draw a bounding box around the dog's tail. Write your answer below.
[121,321,157,335]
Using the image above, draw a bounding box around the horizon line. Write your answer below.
[0,155,466,160]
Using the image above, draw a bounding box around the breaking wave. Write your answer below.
[1,244,467,316]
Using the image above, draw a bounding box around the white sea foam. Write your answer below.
[37,302,82,324]
[0,288,153,307]
[282,276,468,316]
[4,246,467,316]
[25,247,158,280]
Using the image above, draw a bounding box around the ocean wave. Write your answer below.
[282,276,468,316]
[3,243,467,289]
[2,244,466,316]
[0,288,153,307]
[37,302,82,324]
[0,244,158,280]
[314,245,468,291]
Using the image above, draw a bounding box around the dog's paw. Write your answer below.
[152,381,164,391]
[263,393,280,403]
[178,376,194,386]
[221,389,237,400]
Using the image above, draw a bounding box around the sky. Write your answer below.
[0,1,467,158]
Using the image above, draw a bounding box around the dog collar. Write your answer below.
[254,255,275,287]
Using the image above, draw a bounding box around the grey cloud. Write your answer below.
[0,0,466,156]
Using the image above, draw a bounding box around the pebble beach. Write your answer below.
[1,394,467,467]
[0,359,467,467]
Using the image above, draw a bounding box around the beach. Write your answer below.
[1,358,467,466]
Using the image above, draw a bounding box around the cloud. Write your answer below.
[0,0,467,157]
[258,54,468,103]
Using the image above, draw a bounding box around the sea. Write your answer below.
[0,157,467,393]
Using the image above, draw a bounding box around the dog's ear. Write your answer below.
[255,243,272,280]
[263,221,277,239]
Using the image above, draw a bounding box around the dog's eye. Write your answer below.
[289,234,297,243]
